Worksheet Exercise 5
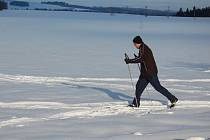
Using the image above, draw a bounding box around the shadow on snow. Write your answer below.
[61,82,167,105]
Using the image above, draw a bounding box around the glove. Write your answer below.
[124,58,131,64]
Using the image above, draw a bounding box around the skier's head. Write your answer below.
[133,36,143,49]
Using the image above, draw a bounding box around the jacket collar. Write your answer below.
[139,42,144,50]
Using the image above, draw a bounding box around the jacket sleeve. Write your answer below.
[129,47,145,63]
[129,56,144,63]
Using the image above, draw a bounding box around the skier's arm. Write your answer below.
[128,55,144,63]
[124,51,144,64]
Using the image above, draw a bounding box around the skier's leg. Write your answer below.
[148,75,178,103]
[132,77,148,107]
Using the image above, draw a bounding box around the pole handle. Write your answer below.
[124,53,129,59]
[133,53,137,58]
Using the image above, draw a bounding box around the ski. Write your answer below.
[127,103,177,109]
[168,103,176,109]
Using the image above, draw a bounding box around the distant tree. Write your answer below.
[193,6,196,17]
[0,0,7,10]
[10,1,29,7]
[41,1,70,7]
[176,6,210,17]
[176,8,184,16]
[185,8,190,16]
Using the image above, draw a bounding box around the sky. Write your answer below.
[8,0,210,11]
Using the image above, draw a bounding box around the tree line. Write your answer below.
[176,6,210,17]
[0,0,7,10]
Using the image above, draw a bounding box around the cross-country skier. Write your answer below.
[124,36,178,108]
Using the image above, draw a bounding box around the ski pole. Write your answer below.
[125,53,138,106]
[125,53,135,89]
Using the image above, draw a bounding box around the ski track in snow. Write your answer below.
[203,70,210,73]
[0,73,210,94]
[1,73,210,84]
[1,100,210,128]
[1,73,210,128]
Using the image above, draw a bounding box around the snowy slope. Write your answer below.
[8,1,73,10]
[0,10,210,140]
[6,0,210,11]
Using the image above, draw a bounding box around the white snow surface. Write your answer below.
[204,70,210,73]
[0,10,210,140]
[186,137,206,140]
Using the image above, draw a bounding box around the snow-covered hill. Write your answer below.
[7,1,73,10]
[4,0,177,16]
[4,0,210,11]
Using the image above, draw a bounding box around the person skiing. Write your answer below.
[124,36,178,108]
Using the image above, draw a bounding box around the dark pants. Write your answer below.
[133,75,177,106]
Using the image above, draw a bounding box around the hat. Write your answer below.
[133,36,143,44]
